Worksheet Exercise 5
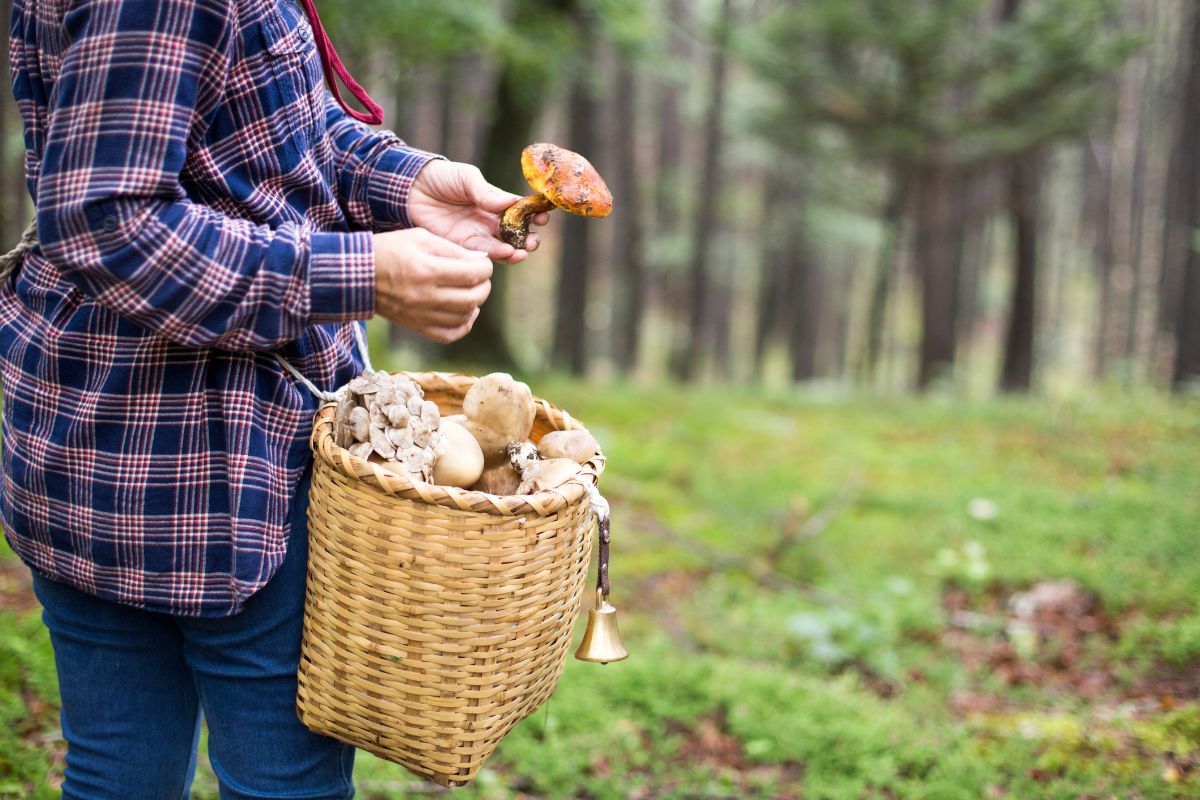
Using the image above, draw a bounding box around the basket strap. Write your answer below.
[586,484,612,599]
[272,319,372,402]
[0,219,38,285]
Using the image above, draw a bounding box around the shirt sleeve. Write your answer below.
[34,0,375,353]
[324,94,444,232]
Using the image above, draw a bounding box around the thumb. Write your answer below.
[473,179,523,214]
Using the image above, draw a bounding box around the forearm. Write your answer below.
[325,95,443,231]
[36,195,375,351]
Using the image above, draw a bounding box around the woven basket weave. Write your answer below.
[296,371,604,787]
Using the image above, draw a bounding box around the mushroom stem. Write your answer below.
[500,193,555,249]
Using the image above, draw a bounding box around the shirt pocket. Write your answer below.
[227,3,323,174]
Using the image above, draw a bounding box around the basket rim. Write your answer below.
[310,370,605,517]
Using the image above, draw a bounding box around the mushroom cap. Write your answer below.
[521,143,613,218]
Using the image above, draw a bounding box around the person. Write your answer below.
[0,0,546,796]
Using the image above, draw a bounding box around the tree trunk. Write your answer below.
[858,168,906,384]
[656,0,688,235]
[788,251,820,382]
[610,58,645,374]
[1000,151,1041,391]
[753,169,790,374]
[956,169,997,355]
[677,0,733,382]
[551,58,596,376]
[0,0,18,243]
[711,282,734,380]
[913,158,964,390]
[996,0,1038,393]
[1176,245,1200,387]
[656,0,691,374]
[441,51,548,367]
[1087,133,1116,378]
[1172,2,1200,388]
[436,58,456,158]
[1122,36,1153,381]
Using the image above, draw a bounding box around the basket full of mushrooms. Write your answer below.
[296,370,605,788]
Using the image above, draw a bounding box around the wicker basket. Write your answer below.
[296,371,604,787]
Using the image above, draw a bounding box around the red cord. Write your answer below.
[295,0,385,125]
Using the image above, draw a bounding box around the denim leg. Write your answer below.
[179,468,355,800]
[32,572,202,800]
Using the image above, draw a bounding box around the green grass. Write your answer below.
[2,381,1198,797]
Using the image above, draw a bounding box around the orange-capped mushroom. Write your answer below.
[499,143,613,250]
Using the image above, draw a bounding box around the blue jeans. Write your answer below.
[31,469,355,799]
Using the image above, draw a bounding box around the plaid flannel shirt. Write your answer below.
[0,0,440,616]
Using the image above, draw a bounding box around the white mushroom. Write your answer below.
[537,430,600,464]
[334,393,356,448]
[348,375,379,395]
[370,427,396,460]
[349,406,371,443]
[517,457,581,494]
[432,419,485,489]
[421,400,441,427]
[460,373,536,461]
[472,463,521,495]
[385,403,410,428]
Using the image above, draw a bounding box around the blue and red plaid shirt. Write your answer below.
[0,0,439,615]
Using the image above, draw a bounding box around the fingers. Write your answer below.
[424,308,481,345]
[530,212,550,227]
[430,281,492,314]
[427,253,493,287]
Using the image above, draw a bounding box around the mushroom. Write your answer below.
[461,373,536,461]
[517,457,581,494]
[537,430,599,464]
[348,406,371,443]
[506,440,541,472]
[472,463,522,495]
[333,392,357,448]
[432,420,485,488]
[499,143,613,250]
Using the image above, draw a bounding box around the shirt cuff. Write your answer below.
[366,145,444,230]
[307,229,376,323]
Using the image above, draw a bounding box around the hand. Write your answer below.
[372,228,493,344]
[408,160,549,264]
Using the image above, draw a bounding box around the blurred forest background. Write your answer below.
[353,0,1195,395]
[0,0,1197,394]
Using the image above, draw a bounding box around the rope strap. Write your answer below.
[0,220,38,285]
[272,317,373,402]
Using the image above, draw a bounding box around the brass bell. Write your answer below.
[574,587,628,664]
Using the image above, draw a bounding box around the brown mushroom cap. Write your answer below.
[521,143,613,219]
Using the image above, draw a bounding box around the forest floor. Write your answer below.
[1,380,1198,799]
